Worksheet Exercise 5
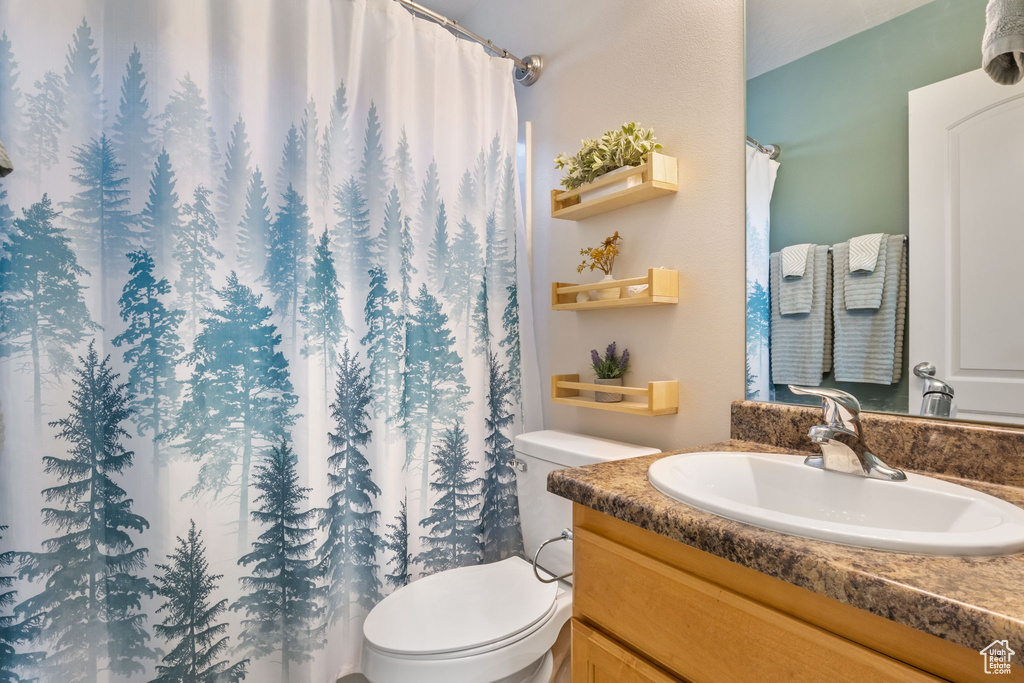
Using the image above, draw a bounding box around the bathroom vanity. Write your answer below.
[551,402,1024,683]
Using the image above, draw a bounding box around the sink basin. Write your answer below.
[647,451,1024,556]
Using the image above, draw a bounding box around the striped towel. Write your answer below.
[782,243,812,278]
[893,241,907,383]
[848,233,884,273]
[778,246,816,315]
[770,246,832,386]
[823,254,833,375]
[843,235,889,310]
[833,235,907,384]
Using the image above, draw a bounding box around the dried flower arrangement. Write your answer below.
[577,231,622,276]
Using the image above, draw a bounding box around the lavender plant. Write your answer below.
[590,342,630,379]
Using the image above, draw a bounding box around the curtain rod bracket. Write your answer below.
[746,135,781,160]
[515,55,543,86]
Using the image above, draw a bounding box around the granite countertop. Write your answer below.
[548,439,1024,653]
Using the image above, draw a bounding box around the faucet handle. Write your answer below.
[788,386,862,429]
[913,362,954,397]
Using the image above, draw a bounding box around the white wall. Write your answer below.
[463,0,747,451]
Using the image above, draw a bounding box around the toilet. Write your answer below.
[362,430,661,683]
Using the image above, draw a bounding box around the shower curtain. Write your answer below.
[745,145,779,400]
[0,1,535,680]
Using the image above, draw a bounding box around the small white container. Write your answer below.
[590,274,621,301]
[577,165,644,203]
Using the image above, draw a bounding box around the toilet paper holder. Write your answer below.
[532,528,573,584]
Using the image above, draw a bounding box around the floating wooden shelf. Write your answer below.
[552,268,678,311]
[550,152,678,221]
[551,374,678,416]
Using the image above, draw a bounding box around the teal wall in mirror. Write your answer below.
[746,0,985,413]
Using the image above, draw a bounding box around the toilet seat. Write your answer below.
[367,600,560,661]
[364,557,558,657]
[362,558,572,683]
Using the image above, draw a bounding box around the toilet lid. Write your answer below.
[363,556,558,656]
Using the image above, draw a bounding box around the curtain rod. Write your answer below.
[394,0,543,85]
[746,135,780,160]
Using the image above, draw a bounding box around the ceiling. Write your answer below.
[414,0,483,22]
[746,0,935,79]
[418,0,937,79]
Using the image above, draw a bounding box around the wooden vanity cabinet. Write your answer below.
[572,620,680,683]
[570,504,997,683]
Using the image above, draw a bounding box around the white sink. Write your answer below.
[647,451,1024,556]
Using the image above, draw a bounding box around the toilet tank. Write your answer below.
[513,430,660,582]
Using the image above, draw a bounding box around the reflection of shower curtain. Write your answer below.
[0,1,536,680]
[745,145,779,400]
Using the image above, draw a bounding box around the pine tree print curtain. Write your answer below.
[745,145,778,401]
[0,1,532,680]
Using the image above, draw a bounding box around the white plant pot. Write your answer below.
[591,274,621,301]
[577,165,644,202]
[594,377,624,403]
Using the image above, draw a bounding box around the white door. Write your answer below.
[909,69,1024,424]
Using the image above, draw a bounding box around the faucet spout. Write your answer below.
[806,424,907,481]
[790,386,906,482]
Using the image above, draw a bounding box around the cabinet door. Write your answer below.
[572,619,682,683]
[573,527,941,683]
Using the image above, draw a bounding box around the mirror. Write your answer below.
[744,0,1024,426]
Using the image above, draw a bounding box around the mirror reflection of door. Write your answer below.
[909,70,1024,424]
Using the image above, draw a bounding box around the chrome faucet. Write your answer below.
[788,386,906,481]
[913,362,955,418]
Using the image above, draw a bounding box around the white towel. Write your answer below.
[984,0,1024,85]
[770,246,831,386]
[848,233,884,273]
[781,243,811,278]
[833,235,907,384]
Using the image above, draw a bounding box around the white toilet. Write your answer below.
[362,430,660,683]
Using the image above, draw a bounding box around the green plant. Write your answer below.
[590,342,630,379]
[577,231,622,275]
[555,122,662,190]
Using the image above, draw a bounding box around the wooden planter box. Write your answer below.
[551,374,679,416]
[551,152,679,221]
[552,268,679,311]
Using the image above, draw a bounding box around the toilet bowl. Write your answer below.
[362,430,660,683]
